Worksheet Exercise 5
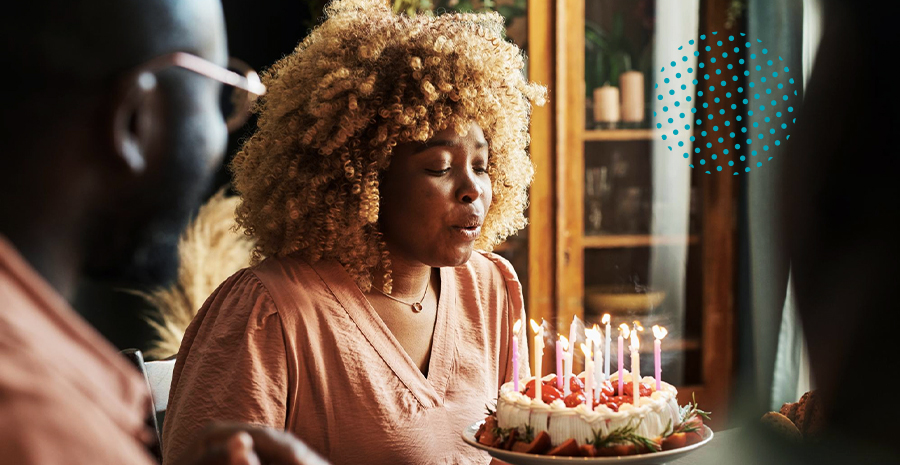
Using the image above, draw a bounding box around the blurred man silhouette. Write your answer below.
[0,1,326,464]
[783,0,900,463]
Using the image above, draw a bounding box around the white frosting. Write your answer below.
[496,371,681,446]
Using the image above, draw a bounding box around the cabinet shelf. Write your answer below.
[584,129,655,141]
[583,234,699,249]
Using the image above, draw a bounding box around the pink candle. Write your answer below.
[512,320,522,392]
[652,325,668,391]
[562,336,573,396]
[617,323,629,395]
[556,335,564,389]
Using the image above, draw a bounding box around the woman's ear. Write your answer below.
[110,72,159,174]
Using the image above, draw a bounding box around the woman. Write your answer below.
[162,1,545,463]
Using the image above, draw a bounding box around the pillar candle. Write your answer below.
[619,70,645,123]
[593,84,620,123]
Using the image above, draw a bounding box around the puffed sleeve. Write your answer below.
[161,269,288,465]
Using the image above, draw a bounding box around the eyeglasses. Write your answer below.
[122,52,266,132]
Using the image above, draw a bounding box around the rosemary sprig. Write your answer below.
[671,393,711,435]
[589,421,661,453]
[485,402,497,418]
[521,424,535,443]
[491,425,513,440]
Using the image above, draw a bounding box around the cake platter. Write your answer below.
[462,420,713,465]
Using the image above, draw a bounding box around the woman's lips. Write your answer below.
[451,225,482,241]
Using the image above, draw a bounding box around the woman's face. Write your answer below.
[379,122,493,268]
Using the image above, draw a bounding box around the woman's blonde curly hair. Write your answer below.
[231,0,546,292]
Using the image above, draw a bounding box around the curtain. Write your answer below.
[740,0,821,417]
[648,0,700,386]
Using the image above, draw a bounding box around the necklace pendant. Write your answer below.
[412,302,423,313]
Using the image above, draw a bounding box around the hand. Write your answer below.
[182,423,329,465]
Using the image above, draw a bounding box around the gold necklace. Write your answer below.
[373,281,429,313]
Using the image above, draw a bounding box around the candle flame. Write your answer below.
[632,320,644,332]
[559,335,569,351]
[581,342,590,357]
[630,330,640,350]
[619,323,630,339]
[586,327,601,344]
[602,313,611,325]
[513,319,522,336]
[652,325,668,340]
[530,319,541,334]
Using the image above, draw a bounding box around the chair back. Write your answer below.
[145,357,176,413]
[122,348,175,463]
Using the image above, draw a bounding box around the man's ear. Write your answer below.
[110,72,159,174]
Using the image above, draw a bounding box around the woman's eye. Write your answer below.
[474,166,488,174]
[426,168,451,175]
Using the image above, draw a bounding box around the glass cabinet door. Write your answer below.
[576,0,704,393]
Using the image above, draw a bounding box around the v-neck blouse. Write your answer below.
[162,251,530,465]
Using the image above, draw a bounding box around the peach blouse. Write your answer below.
[162,251,529,465]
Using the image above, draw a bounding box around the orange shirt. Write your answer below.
[0,236,155,464]
[162,251,529,465]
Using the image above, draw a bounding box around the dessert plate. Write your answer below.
[462,420,713,465]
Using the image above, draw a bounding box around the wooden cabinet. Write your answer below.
[511,0,737,428]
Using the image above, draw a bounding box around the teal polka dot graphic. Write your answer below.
[654,31,799,175]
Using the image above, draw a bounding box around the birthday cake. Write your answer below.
[474,371,709,457]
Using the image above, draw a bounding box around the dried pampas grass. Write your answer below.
[142,189,255,360]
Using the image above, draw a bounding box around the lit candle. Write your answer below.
[563,336,574,396]
[567,317,579,394]
[603,314,611,380]
[556,334,564,390]
[617,323,630,395]
[530,319,544,403]
[581,343,593,408]
[558,335,569,393]
[568,316,580,354]
[652,325,668,391]
[630,330,640,406]
[588,326,603,401]
[512,319,522,392]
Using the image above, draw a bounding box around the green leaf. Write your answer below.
[612,11,624,41]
